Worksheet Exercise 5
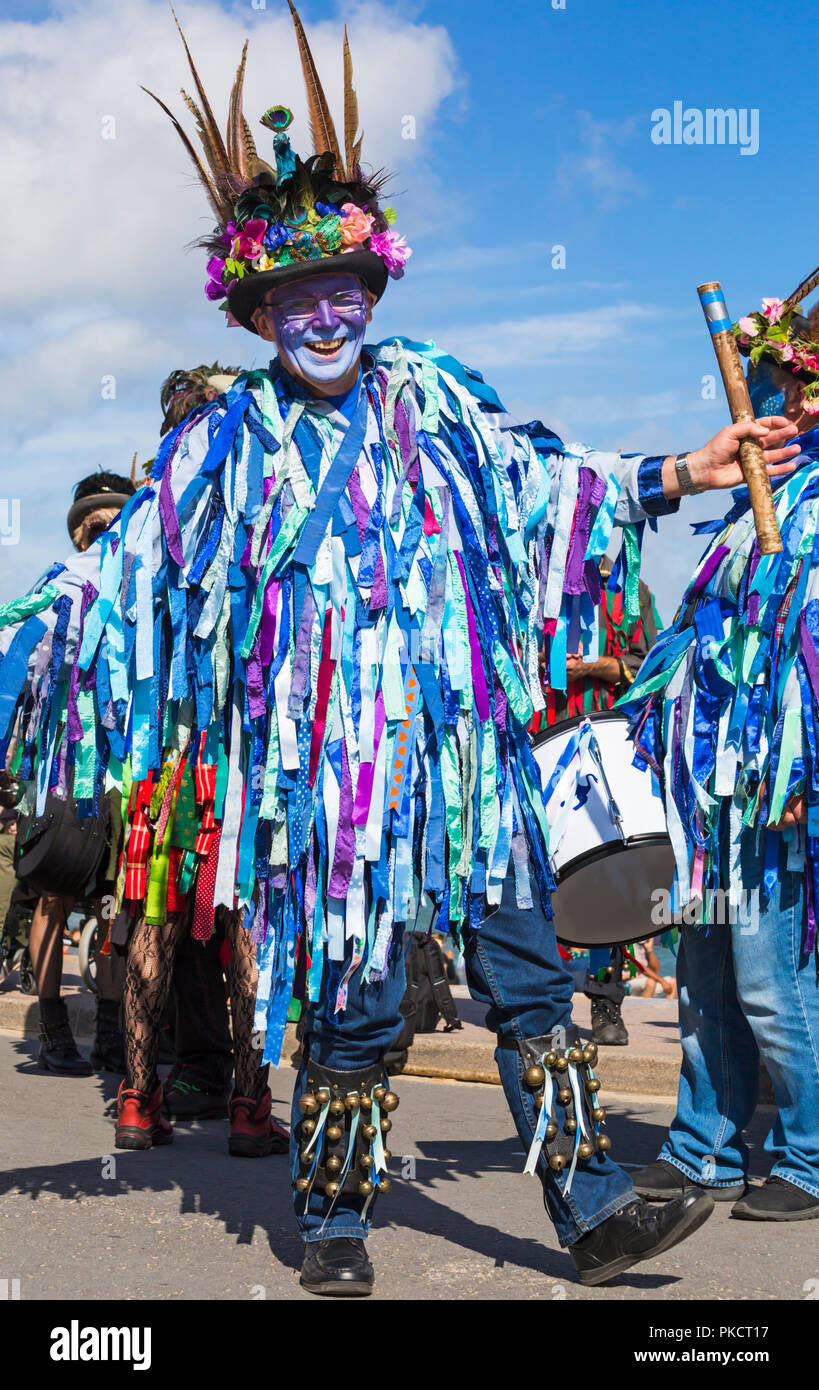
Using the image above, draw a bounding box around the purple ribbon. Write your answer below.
[691,544,729,594]
[565,469,604,595]
[455,552,490,722]
[329,738,356,896]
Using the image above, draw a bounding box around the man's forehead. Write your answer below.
[270,272,364,305]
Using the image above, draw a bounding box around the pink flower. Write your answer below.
[738,316,758,337]
[339,202,374,246]
[369,228,413,278]
[779,343,795,362]
[235,217,268,259]
[762,297,785,324]
[803,396,819,415]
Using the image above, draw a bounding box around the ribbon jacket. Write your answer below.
[0,339,676,1059]
[620,429,819,952]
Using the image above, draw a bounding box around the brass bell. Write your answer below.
[357,1180,374,1197]
[533,1094,543,1112]
[360,1095,373,1112]
[565,1118,577,1136]
[316,1088,331,1106]
[295,1177,310,1193]
[568,1047,584,1065]
[326,1154,342,1174]
[555,1055,569,1072]
[577,1142,594,1161]
[380,1117,392,1133]
[382,1091,400,1112]
[299,1149,313,1167]
[382,1150,392,1164]
[582,1044,597,1065]
[300,1118,316,1138]
[549,1153,566,1172]
[298,1094,319,1116]
[379,1178,392,1194]
[362,1123,377,1140]
[592,1107,606,1123]
[545,1121,558,1140]
[360,1154,374,1171]
[325,1181,339,1199]
[345,1094,360,1112]
[596,1134,612,1152]
[557,1087,572,1106]
[326,1124,343,1143]
[586,1078,601,1094]
[524,1063,546,1088]
[373,1085,387,1104]
[329,1099,345,1117]
[544,1050,557,1068]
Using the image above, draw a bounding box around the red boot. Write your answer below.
[115,1081,174,1150]
[228,1088,289,1157]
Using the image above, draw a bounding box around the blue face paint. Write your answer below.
[268,272,368,389]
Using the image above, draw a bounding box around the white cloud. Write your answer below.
[0,0,459,411]
[557,111,645,211]
[436,303,663,370]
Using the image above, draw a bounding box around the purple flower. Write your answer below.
[369,229,412,278]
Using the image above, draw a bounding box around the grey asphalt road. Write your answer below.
[0,1032,815,1302]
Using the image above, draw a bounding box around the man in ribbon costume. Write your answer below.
[624,285,819,1221]
[0,6,801,1292]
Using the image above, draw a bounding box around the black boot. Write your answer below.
[590,995,629,1046]
[570,1190,714,1286]
[633,1158,746,1203]
[300,1239,374,1296]
[163,1064,229,1120]
[90,998,127,1074]
[731,1177,819,1221]
[38,998,93,1077]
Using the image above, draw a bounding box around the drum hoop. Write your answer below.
[554,833,672,885]
[530,708,628,752]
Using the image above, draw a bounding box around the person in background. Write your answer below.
[27,472,135,1075]
[531,556,662,1046]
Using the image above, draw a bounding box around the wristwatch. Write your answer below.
[674,452,701,495]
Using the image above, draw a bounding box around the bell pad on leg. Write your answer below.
[513,1028,610,1184]
[295,1060,399,1200]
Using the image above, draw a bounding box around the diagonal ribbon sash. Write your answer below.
[292,394,370,567]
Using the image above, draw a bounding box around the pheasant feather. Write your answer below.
[287,0,342,172]
[170,6,230,173]
[141,85,229,222]
[342,26,362,180]
[227,41,250,185]
[784,264,819,314]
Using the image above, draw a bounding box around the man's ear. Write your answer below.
[252,305,277,342]
[365,290,376,326]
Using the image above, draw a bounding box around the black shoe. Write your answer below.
[732,1177,819,1221]
[633,1158,746,1203]
[300,1238,374,1297]
[590,995,629,1046]
[90,999,127,1075]
[570,1190,714,1287]
[163,1065,229,1120]
[38,998,93,1077]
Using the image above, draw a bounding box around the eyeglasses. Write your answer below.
[264,289,366,321]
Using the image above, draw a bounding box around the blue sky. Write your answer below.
[1,0,817,618]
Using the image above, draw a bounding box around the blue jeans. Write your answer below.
[291,872,634,1245]
[661,842,819,1199]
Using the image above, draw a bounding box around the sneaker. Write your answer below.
[570,1190,714,1286]
[633,1158,746,1203]
[115,1081,174,1150]
[590,995,629,1046]
[228,1088,289,1157]
[731,1177,819,1221]
[38,998,93,1077]
[163,1065,229,1120]
[300,1238,374,1297]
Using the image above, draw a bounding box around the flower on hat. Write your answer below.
[369,228,412,279]
[340,203,373,246]
[738,316,758,337]
[762,298,785,324]
[234,218,268,259]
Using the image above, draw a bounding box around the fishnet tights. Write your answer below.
[122,905,266,1099]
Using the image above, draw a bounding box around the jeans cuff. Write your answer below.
[660,1151,744,1187]
[302,1223,369,1243]
[769,1168,819,1201]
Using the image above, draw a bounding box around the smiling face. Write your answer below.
[251,271,373,396]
